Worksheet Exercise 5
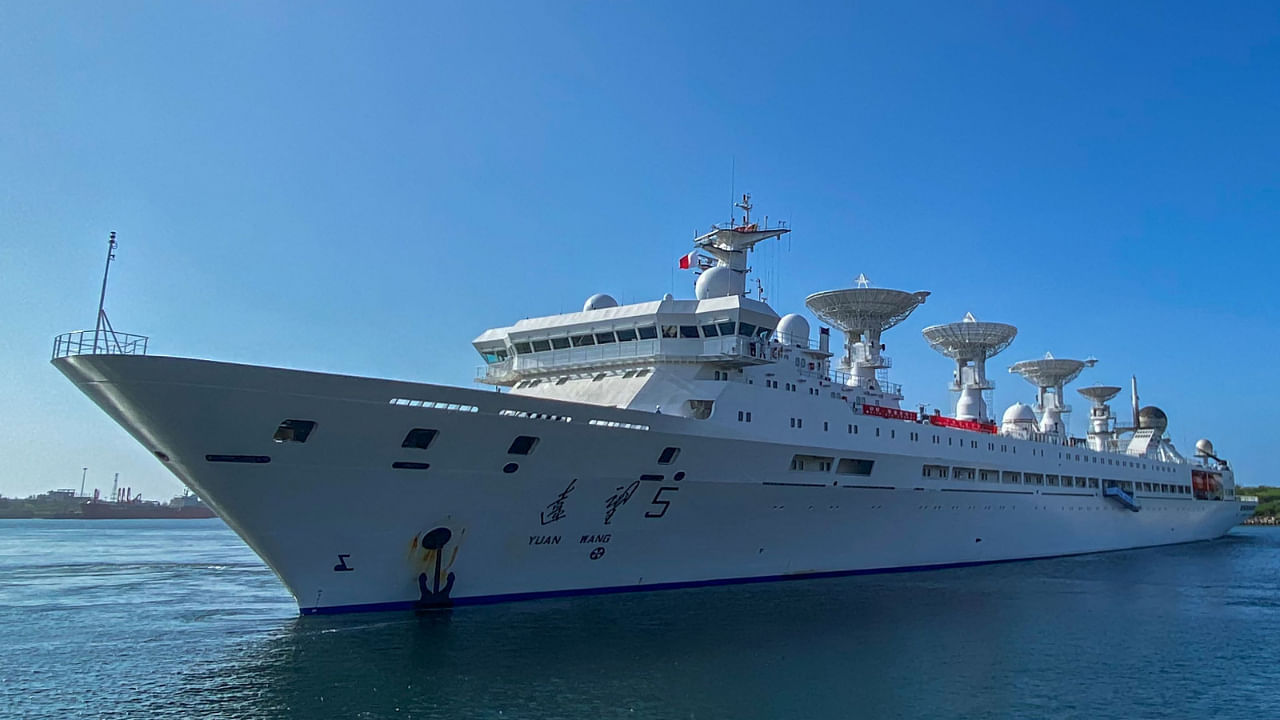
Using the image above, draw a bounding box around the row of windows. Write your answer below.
[508,321,775,356]
[272,415,672,457]
[515,368,652,389]
[923,465,1101,488]
[918,464,1194,495]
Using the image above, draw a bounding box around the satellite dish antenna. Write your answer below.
[1009,353,1095,436]
[921,313,1017,423]
[806,279,929,400]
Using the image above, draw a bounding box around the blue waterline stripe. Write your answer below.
[297,539,1214,616]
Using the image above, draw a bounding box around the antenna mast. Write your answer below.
[93,232,118,353]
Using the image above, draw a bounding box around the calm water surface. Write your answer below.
[2,519,1277,719]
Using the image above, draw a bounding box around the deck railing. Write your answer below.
[52,329,149,360]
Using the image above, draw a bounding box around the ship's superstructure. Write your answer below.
[51,210,1254,615]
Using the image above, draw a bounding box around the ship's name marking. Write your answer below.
[604,480,641,525]
[579,534,611,544]
[529,535,561,546]
[540,478,576,525]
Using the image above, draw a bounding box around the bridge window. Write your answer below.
[570,334,594,347]
[616,328,638,342]
[718,321,736,335]
[507,436,539,455]
[532,340,551,352]
[662,325,679,338]
[514,342,533,354]
[637,326,658,340]
[273,419,316,444]
[701,324,720,337]
[679,326,699,339]
[737,323,757,337]
[550,337,570,350]
[595,332,616,344]
[401,428,438,450]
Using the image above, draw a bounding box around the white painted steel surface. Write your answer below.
[53,354,1247,614]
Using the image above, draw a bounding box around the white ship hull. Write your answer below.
[53,354,1249,614]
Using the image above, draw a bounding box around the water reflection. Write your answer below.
[120,530,1280,719]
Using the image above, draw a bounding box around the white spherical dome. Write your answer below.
[1002,402,1037,425]
[695,266,743,300]
[776,314,810,346]
[1196,438,1215,457]
[583,293,618,312]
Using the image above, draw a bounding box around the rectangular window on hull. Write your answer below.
[837,458,875,476]
[508,436,539,455]
[273,419,317,444]
[658,447,680,464]
[791,454,834,472]
[401,428,438,450]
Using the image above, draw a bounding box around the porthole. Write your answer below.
[503,462,519,474]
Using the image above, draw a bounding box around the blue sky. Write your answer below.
[2,1,1277,500]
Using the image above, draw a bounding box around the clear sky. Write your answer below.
[2,1,1277,500]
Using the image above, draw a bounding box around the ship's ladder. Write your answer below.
[1104,485,1141,512]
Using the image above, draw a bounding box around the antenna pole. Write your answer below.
[1131,375,1139,428]
[93,232,118,353]
[729,157,736,225]
[80,467,88,498]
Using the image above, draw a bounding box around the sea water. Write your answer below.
[2,518,1277,719]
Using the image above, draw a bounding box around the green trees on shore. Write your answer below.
[1238,487,1280,517]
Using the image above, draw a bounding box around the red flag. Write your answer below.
[678,251,697,269]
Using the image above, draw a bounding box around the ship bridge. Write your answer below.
[473,294,781,386]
